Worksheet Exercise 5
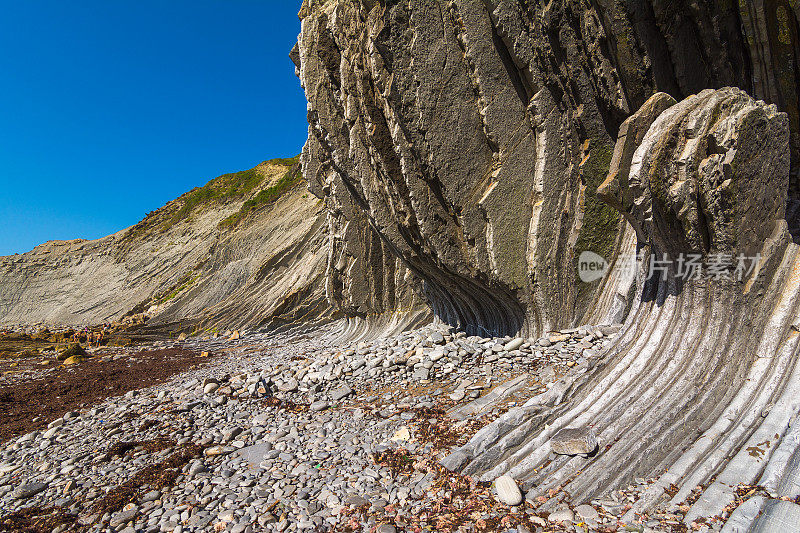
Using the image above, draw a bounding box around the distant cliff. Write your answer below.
[0,158,331,332]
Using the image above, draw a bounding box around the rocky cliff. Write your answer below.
[295,0,800,527]
[295,0,800,337]
[0,159,332,333]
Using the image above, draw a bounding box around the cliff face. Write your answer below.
[295,0,800,336]
[0,159,331,332]
[296,3,800,525]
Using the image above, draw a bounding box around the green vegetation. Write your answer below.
[122,270,202,318]
[165,155,301,229]
[121,156,301,242]
[159,273,201,303]
[266,154,301,167]
[574,139,620,302]
[218,163,304,229]
[166,168,263,228]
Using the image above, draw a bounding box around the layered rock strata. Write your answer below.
[296,0,800,336]
[445,88,800,528]
[0,161,332,333]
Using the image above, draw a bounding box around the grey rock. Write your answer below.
[575,504,599,521]
[310,401,329,412]
[277,378,298,392]
[494,475,523,506]
[504,338,524,351]
[548,508,574,523]
[110,506,139,528]
[330,385,353,401]
[550,427,598,455]
[13,481,48,499]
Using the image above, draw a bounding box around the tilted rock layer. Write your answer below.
[0,160,331,332]
[297,0,800,527]
[445,88,797,526]
[296,0,800,336]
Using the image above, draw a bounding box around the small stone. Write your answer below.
[413,367,430,380]
[504,338,524,351]
[391,426,411,443]
[550,427,598,455]
[548,508,575,523]
[0,463,20,475]
[376,525,397,533]
[449,389,465,401]
[222,427,242,442]
[63,479,76,494]
[203,382,220,394]
[141,490,161,502]
[344,494,369,507]
[109,506,139,528]
[330,384,353,401]
[205,445,235,456]
[278,378,298,392]
[63,354,84,365]
[13,481,48,499]
[494,475,523,506]
[575,504,599,521]
[310,400,329,411]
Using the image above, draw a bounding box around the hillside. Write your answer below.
[0,157,330,333]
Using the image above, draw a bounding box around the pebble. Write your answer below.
[575,503,599,521]
[550,427,599,455]
[13,481,48,499]
[494,474,523,506]
[310,400,329,411]
[548,508,575,523]
[0,322,619,531]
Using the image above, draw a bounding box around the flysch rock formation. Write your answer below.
[444,87,800,529]
[295,0,800,338]
[0,159,334,333]
[4,0,800,528]
[295,0,800,528]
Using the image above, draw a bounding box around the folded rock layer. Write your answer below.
[296,0,800,337]
[297,0,800,526]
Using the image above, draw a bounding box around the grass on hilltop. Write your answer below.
[218,162,303,229]
[165,155,301,229]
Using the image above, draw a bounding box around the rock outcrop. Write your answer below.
[296,0,800,337]
[296,0,800,527]
[443,88,800,527]
[0,159,332,333]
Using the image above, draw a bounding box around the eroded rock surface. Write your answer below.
[441,87,800,529]
[296,0,800,337]
[0,160,332,333]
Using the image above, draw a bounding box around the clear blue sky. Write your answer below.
[0,1,307,255]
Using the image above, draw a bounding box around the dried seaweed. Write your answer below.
[92,443,204,516]
[0,506,75,533]
[102,438,174,461]
[264,396,309,413]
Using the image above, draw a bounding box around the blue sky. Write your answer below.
[0,1,308,255]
